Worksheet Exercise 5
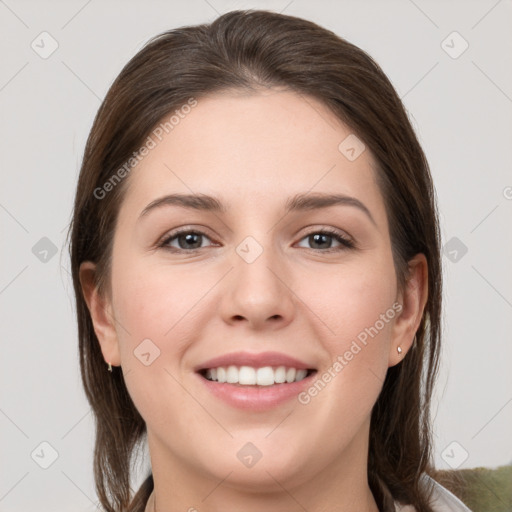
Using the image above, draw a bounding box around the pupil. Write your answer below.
[310,233,331,249]
[179,233,201,249]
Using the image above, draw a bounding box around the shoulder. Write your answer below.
[394,474,473,512]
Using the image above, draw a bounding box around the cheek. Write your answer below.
[109,254,222,412]
[295,270,396,440]
[300,256,397,401]
[112,255,207,349]
[304,255,397,348]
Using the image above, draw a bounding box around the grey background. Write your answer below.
[1,0,511,510]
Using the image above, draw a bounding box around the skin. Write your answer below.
[80,88,428,512]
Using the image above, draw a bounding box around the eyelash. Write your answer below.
[157,227,356,253]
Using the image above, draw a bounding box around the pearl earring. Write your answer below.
[397,346,403,355]
[107,362,113,372]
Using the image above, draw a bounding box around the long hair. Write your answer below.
[67,9,442,511]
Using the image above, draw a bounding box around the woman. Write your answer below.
[68,9,472,512]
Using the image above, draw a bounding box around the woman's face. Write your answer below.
[82,89,424,497]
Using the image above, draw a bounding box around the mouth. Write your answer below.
[196,366,318,411]
[194,351,318,409]
[197,366,317,386]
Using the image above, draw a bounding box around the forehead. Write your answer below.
[119,89,384,220]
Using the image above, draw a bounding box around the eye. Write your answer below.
[159,229,215,251]
[157,227,355,253]
[296,229,355,251]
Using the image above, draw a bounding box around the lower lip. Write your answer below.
[196,372,317,411]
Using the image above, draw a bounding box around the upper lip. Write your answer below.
[194,351,316,372]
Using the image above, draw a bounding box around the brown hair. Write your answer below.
[67,9,442,511]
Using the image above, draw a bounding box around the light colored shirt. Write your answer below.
[395,474,472,511]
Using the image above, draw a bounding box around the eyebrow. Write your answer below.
[138,192,376,226]
[139,193,226,218]
[285,192,376,226]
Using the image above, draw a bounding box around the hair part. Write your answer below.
[68,9,442,511]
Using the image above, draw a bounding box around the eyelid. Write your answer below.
[296,227,355,250]
[156,225,217,248]
[157,225,356,252]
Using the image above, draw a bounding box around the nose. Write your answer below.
[219,241,295,331]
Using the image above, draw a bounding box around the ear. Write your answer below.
[388,253,428,367]
[79,261,121,367]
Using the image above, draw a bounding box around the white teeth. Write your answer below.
[274,366,286,383]
[217,367,226,383]
[296,369,307,381]
[202,365,311,385]
[226,365,238,384]
[286,368,296,383]
[256,367,274,386]
[239,366,256,385]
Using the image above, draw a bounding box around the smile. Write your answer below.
[199,365,315,386]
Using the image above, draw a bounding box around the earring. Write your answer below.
[107,362,113,372]
[397,346,403,355]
